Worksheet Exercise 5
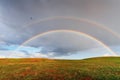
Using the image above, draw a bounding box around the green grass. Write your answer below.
[0,57,120,80]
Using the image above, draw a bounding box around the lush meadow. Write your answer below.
[0,57,120,80]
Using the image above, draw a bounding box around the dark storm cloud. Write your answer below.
[0,0,120,57]
[40,47,80,57]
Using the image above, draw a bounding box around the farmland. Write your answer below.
[0,57,120,80]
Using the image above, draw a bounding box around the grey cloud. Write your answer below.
[0,0,120,57]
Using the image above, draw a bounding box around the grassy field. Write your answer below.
[0,57,120,80]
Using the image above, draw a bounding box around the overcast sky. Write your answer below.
[0,0,120,59]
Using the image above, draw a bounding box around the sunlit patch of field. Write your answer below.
[0,57,120,80]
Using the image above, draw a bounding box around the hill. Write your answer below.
[0,57,120,80]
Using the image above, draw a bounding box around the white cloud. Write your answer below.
[103,53,112,57]
[0,50,48,58]
[0,50,27,58]
[28,53,48,58]
[0,55,5,58]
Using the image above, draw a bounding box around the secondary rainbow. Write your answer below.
[22,16,120,39]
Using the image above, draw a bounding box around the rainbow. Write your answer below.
[22,16,120,39]
[16,30,117,56]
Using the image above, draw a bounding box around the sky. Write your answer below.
[0,0,120,59]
